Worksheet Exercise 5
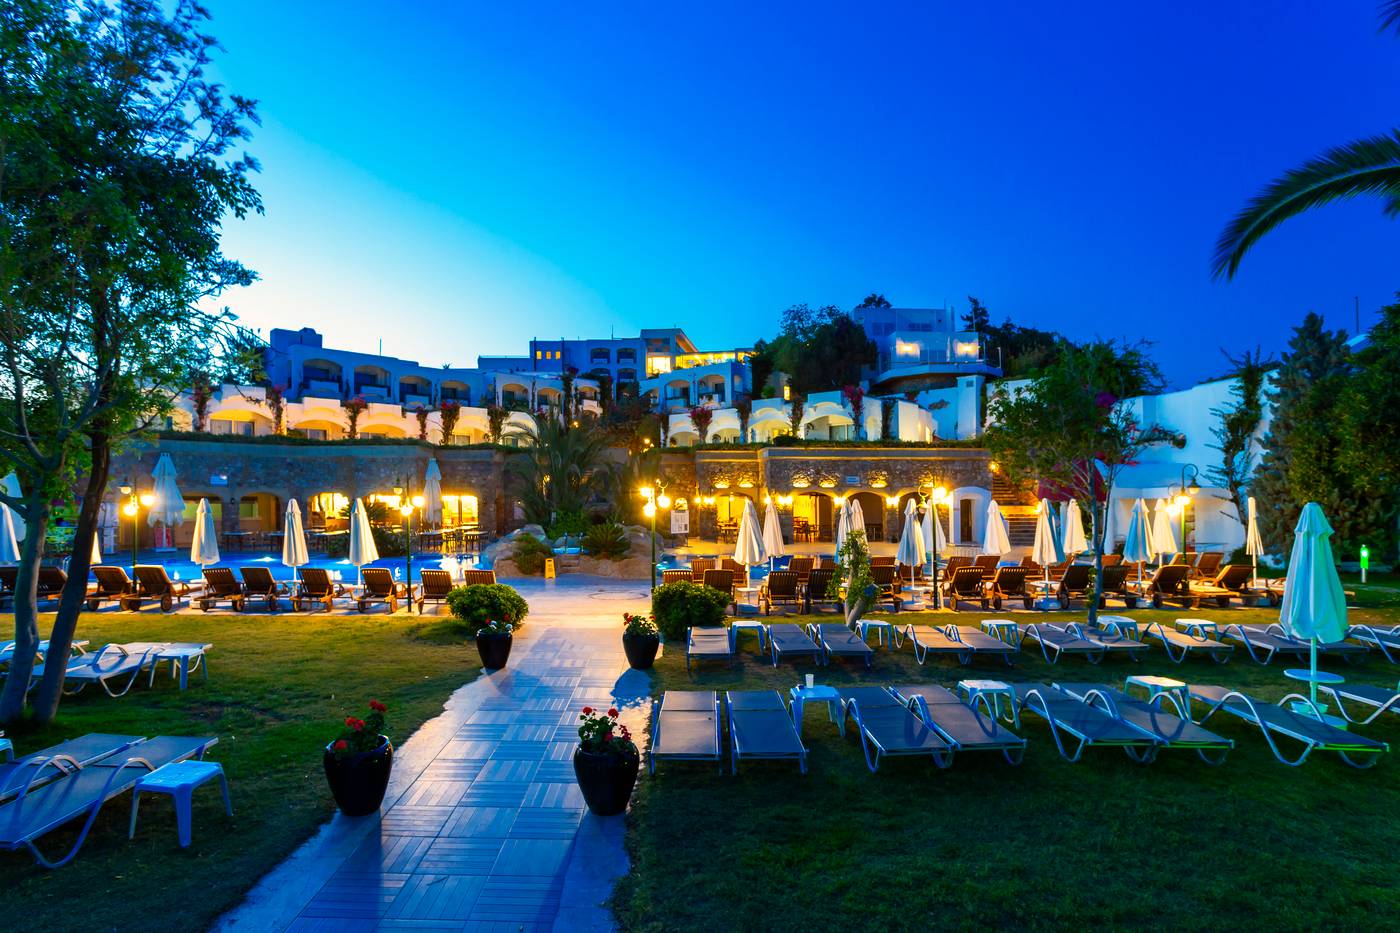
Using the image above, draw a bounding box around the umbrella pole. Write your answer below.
[1310,638,1319,709]
[1251,555,1257,591]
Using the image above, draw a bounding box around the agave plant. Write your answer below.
[506,418,618,527]
[1214,2,1400,279]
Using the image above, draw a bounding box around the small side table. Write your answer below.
[729,620,767,652]
[1284,669,1347,728]
[1124,675,1190,718]
[958,679,1019,727]
[734,586,760,615]
[129,760,232,848]
[1175,618,1219,640]
[858,619,897,648]
[980,619,1019,647]
[147,644,212,690]
[0,736,12,761]
[789,684,845,737]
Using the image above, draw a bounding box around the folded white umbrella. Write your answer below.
[2,472,24,542]
[147,453,185,528]
[347,497,379,585]
[1031,499,1058,582]
[1122,498,1154,585]
[834,500,850,557]
[1101,497,1120,557]
[1278,502,1348,708]
[190,498,220,567]
[423,459,443,526]
[848,498,866,541]
[90,528,102,566]
[1061,499,1087,557]
[761,499,785,569]
[1245,495,1265,589]
[0,501,18,564]
[733,498,765,586]
[896,498,926,569]
[1151,498,1179,560]
[922,498,947,562]
[282,498,310,582]
[981,499,1011,557]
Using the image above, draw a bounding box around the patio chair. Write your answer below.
[1053,683,1233,764]
[720,558,745,576]
[685,628,735,673]
[942,566,988,611]
[1124,563,1194,609]
[1020,623,1106,664]
[0,734,217,868]
[648,691,723,774]
[1014,683,1160,763]
[197,568,245,612]
[239,566,289,611]
[868,564,903,612]
[701,569,736,614]
[1189,564,1254,607]
[1321,682,1400,726]
[759,571,801,615]
[787,556,814,585]
[806,623,874,669]
[803,567,839,613]
[1100,553,1123,567]
[87,566,135,611]
[837,686,952,772]
[870,556,896,567]
[973,554,1000,574]
[1189,684,1388,768]
[416,569,454,613]
[1053,564,1093,609]
[460,569,497,585]
[1140,618,1233,663]
[890,684,1026,765]
[130,565,198,612]
[1347,624,1400,662]
[291,567,349,612]
[660,568,692,586]
[0,733,146,804]
[1095,564,1135,608]
[725,691,807,774]
[767,623,822,667]
[986,566,1034,611]
[1192,551,1224,580]
[35,567,67,602]
[688,558,715,582]
[942,555,972,576]
[357,567,408,613]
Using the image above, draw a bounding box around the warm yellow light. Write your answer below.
[123,503,138,517]
[738,480,753,489]
[642,502,657,518]
[638,485,654,499]
[833,496,845,505]
[412,495,425,508]
[782,384,791,401]
[1174,495,1190,508]
[118,484,132,497]
[657,494,672,509]
[570,420,579,427]
[139,493,155,507]
[885,495,899,507]
[932,485,948,502]
[399,503,413,516]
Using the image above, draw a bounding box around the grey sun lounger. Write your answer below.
[767,623,822,668]
[1053,683,1233,764]
[1014,683,1160,762]
[0,639,90,671]
[807,623,874,668]
[1139,619,1233,664]
[890,684,1025,765]
[725,691,807,774]
[0,734,217,867]
[1189,684,1389,768]
[648,691,723,773]
[30,644,162,698]
[685,628,735,673]
[1020,624,1106,664]
[900,624,1017,665]
[1055,622,1149,661]
[1322,682,1400,726]
[1346,625,1400,663]
[1221,624,1368,666]
[837,687,951,772]
[0,734,145,803]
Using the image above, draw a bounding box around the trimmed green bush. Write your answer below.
[511,534,554,575]
[651,580,730,641]
[445,583,529,635]
[582,522,630,559]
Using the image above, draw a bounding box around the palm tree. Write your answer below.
[505,418,618,527]
[1213,2,1400,280]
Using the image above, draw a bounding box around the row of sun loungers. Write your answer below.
[2,642,212,697]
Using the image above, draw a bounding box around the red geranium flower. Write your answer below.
[333,739,348,751]
[603,733,613,742]
[582,706,593,715]
[369,699,386,713]
[607,708,618,718]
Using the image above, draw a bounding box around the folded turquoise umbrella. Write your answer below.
[1279,502,1348,707]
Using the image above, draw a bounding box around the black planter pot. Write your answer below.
[323,735,393,817]
[476,631,513,669]
[622,633,660,669]
[572,747,639,816]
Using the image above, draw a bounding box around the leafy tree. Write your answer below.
[967,297,1067,377]
[1338,297,1400,560]
[962,296,990,331]
[984,341,1180,623]
[858,293,891,308]
[505,418,617,527]
[1206,348,1274,527]
[485,403,508,444]
[687,405,713,444]
[734,395,752,443]
[749,341,775,398]
[0,0,260,724]
[1213,2,1400,278]
[768,304,876,395]
[1249,314,1357,555]
[830,529,876,626]
[438,400,462,443]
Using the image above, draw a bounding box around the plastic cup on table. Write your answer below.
[805,674,815,689]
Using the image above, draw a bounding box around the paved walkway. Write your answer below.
[215,577,652,933]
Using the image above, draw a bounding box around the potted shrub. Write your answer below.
[651,579,731,642]
[323,699,393,817]
[446,582,529,669]
[621,612,660,669]
[572,706,639,816]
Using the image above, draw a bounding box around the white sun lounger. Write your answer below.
[1020,624,1106,664]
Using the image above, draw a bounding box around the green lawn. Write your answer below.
[2,611,483,933]
[613,606,1400,931]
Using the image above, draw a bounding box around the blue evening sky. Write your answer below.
[207,1,1400,387]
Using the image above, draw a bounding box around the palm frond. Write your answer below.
[1381,0,1400,35]
[1212,129,1400,280]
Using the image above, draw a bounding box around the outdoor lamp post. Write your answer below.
[394,481,424,612]
[118,479,155,577]
[925,484,948,610]
[639,480,671,592]
[1175,465,1201,553]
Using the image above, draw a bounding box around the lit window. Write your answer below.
[535,351,542,360]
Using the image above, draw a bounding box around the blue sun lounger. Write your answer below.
[1189,684,1388,768]
[1221,624,1368,666]
[1053,683,1233,764]
[1322,682,1400,725]
[648,691,723,774]
[685,628,735,673]
[724,691,807,774]
[1020,624,1106,664]
[0,734,146,804]
[1013,683,1160,762]
[889,684,1025,765]
[767,623,822,668]
[837,687,951,772]
[901,624,1017,665]
[27,644,163,698]
[1055,621,1149,661]
[0,735,217,867]
[807,624,874,668]
[1138,619,1233,663]
[1346,625,1400,663]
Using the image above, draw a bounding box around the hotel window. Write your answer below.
[617,348,636,364]
[959,499,974,542]
[303,428,327,441]
[535,351,542,360]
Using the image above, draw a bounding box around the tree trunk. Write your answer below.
[31,435,110,724]
[1087,492,1109,627]
[0,495,53,723]
[844,589,874,628]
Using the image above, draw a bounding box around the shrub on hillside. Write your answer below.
[445,583,529,635]
[651,580,730,641]
[512,534,554,574]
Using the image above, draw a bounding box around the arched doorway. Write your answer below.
[850,491,886,542]
[791,491,834,542]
